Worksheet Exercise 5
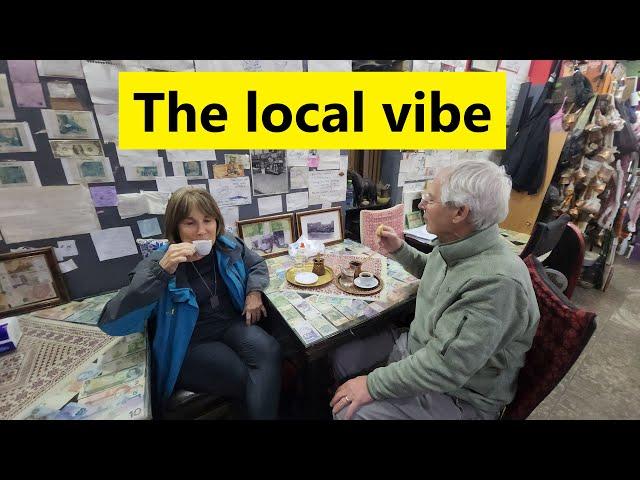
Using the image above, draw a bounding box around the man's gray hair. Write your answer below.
[439,159,512,231]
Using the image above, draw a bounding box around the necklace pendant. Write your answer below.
[210,296,219,309]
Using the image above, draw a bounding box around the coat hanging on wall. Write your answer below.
[502,61,562,195]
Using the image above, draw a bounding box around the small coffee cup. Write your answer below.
[192,239,213,256]
[358,271,376,287]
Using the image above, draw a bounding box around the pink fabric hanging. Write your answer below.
[549,97,567,133]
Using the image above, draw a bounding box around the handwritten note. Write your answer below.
[308,170,347,204]
[208,177,252,206]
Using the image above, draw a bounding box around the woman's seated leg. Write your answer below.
[176,341,248,400]
[223,322,282,420]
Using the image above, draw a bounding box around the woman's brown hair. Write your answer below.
[163,187,226,243]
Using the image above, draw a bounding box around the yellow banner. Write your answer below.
[118,72,506,150]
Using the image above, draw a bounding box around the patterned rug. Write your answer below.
[0,316,119,420]
[283,253,387,300]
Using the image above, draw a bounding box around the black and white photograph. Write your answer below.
[296,207,344,246]
[307,220,335,240]
[250,149,288,196]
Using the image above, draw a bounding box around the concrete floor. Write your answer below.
[529,255,640,420]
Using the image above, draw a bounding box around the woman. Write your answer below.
[98,187,281,419]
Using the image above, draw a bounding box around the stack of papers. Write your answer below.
[404,225,437,243]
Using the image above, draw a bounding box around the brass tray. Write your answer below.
[334,273,384,296]
[286,265,335,288]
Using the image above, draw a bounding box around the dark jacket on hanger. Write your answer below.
[502,73,558,195]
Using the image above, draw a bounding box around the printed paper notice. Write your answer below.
[137,218,162,238]
[289,167,309,189]
[47,81,76,99]
[165,150,216,162]
[307,60,352,72]
[286,150,310,167]
[286,192,309,212]
[258,195,283,216]
[57,240,78,257]
[317,150,342,170]
[58,259,78,274]
[90,226,138,261]
[156,176,188,193]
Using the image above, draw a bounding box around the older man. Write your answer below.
[330,159,540,420]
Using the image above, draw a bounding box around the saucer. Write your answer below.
[294,272,319,285]
[354,276,379,289]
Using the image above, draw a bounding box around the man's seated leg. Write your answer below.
[329,327,397,384]
[333,331,499,420]
[334,390,464,420]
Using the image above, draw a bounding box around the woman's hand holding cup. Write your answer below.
[159,243,203,274]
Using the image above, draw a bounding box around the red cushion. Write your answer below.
[503,255,596,420]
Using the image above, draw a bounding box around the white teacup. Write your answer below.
[357,271,376,287]
[192,239,213,256]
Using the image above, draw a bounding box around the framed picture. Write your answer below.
[0,161,42,188]
[123,159,166,181]
[406,211,424,229]
[296,207,344,246]
[237,213,295,259]
[172,161,209,179]
[0,74,16,120]
[469,60,499,72]
[61,157,115,184]
[0,122,36,153]
[0,247,70,318]
[41,109,100,139]
[224,153,251,170]
[213,162,244,179]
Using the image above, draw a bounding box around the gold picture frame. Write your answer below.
[0,247,70,318]
[295,207,344,246]
[237,213,296,259]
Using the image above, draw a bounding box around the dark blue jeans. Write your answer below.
[176,321,282,419]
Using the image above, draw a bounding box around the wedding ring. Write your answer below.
[345,396,351,403]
